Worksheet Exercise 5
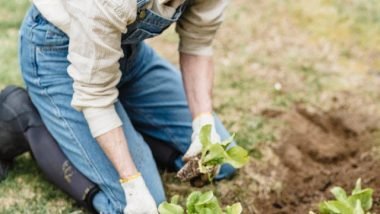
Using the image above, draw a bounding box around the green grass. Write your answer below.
[0,0,30,88]
[1,0,380,213]
[0,154,82,213]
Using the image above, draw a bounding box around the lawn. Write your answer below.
[1,0,380,213]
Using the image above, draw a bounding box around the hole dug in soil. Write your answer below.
[253,101,380,213]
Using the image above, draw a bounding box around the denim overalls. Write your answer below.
[19,2,235,213]
[119,0,189,73]
[122,0,189,45]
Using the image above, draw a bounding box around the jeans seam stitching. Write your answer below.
[39,87,122,210]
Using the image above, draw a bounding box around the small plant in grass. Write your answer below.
[177,125,249,181]
[158,191,242,214]
[310,178,374,214]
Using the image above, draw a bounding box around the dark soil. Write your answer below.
[164,95,380,214]
[177,156,201,182]
[254,102,380,213]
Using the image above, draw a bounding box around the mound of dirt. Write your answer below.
[254,101,380,213]
[164,94,380,214]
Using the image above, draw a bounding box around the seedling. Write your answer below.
[158,191,242,214]
[311,178,374,214]
[159,195,184,214]
[177,125,249,181]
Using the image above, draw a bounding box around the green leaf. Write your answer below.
[203,144,225,165]
[319,201,337,214]
[220,134,235,147]
[186,191,202,214]
[158,202,184,214]
[318,179,375,214]
[171,195,180,204]
[352,179,362,195]
[173,190,243,214]
[224,203,243,214]
[224,146,250,168]
[200,125,212,148]
[331,187,348,203]
[198,125,249,179]
[196,191,215,205]
[192,191,223,214]
[199,197,223,214]
[353,200,365,214]
[198,163,214,175]
[198,208,214,214]
[348,189,374,211]
[319,201,352,214]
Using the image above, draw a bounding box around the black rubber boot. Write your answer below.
[0,86,31,180]
[0,86,98,213]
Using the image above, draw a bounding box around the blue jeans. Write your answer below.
[19,6,235,213]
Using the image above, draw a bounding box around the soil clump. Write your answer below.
[254,100,380,213]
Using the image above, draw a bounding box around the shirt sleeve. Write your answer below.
[65,0,137,137]
[175,0,229,56]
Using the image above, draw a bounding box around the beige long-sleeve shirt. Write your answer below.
[33,0,228,137]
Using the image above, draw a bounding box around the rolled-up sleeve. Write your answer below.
[65,0,136,137]
[175,0,229,56]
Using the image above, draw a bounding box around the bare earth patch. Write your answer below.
[164,93,380,214]
[250,94,380,213]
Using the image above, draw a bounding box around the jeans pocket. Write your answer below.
[45,24,68,41]
[35,44,70,78]
[122,28,159,44]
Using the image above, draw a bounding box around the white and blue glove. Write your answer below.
[183,113,221,161]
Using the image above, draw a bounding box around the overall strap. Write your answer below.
[137,0,150,9]
[173,0,191,19]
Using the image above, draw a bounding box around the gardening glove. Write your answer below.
[178,113,221,184]
[183,113,221,161]
[121,173,158,214]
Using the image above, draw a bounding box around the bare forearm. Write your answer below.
[180,53,214,118]
[96,126,138,178]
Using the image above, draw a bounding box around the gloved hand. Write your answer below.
[183,113,221,161]
[121,173,158,214]
[177,113,221,185]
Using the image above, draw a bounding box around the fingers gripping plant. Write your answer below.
[177,124,250,182]
[198,125,249,175]
[164,125,249,213]
[158,191,243,214]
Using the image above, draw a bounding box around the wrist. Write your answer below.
[193,112,212,120]
[121,174,150,198]
[190,105,212,119]
[119,167,139,181]
[120,172,141,184]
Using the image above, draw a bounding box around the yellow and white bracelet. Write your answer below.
[119,172,141,184]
